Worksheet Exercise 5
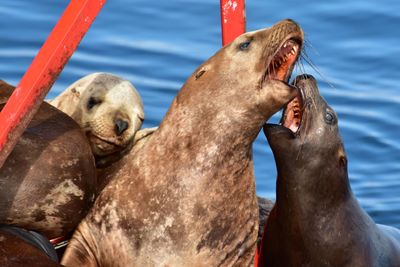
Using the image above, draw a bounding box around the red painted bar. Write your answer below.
[254,246,259,267]
[220,0,246,46]
[0,0,106,168]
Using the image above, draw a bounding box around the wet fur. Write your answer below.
[259,75,400,267]
[0,80,97,239]
[62,20,303,267]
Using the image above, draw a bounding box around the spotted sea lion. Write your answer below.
[0,80,97,240]
[257,75,400,266]
[49,73,145,167]
[61,19,304,267]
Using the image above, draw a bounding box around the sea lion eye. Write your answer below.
[195,69,206,80]
[324,110,336,125]
[339,156,347,167]
[239,40,251,50]
[87,97,102,110]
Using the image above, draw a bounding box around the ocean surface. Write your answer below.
[1,0,399,228]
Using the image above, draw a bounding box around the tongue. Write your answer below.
[283,111,299,132]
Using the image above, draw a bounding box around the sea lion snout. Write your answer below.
[115,118,130,136]
[294,73,316,82]
[293,74,319,95]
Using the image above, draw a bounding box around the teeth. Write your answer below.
[293,46,298,53]
[283,43,287,48]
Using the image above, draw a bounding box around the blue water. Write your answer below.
[1,1,399,228]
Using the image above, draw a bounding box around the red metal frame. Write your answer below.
[220,0,259,264]
[0,0,246,168]
[220,0,246,46]
[0,0,257,264]
[0,0,106,168]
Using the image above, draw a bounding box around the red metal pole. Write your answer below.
[220,0,257,263]
[220,0,246,46]
[0,0,106,169]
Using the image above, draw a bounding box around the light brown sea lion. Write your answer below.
[0,80,97,240]
[257,74,400,267]
[62,19,304,267]
[49,73,145,167]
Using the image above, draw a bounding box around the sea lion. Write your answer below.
[96,126,158,191]
[257,196,274,244]
[0,225,60,266]
[49,73,145,167]
[61,19,304,267]
[0,80,97,240]
[257,75,400,266]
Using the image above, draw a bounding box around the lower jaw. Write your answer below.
[87,135,122,156]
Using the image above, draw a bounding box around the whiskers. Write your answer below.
[295,111,310,161]
[293,38,336,90]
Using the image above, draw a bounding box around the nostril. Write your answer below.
[284,18,299,26]
[115,119,129,136]
[300,74,314,79]
[296,74,315,82]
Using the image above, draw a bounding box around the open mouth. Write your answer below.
[264,37,301,83]
[262,36,304,134]
[280,86,304,134]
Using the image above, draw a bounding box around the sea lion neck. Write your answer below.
[158,88,263,150]
[275,151,352,212]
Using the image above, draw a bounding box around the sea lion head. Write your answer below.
[51,73,144,160]
[264,74,347,180]
[172,19,304,140]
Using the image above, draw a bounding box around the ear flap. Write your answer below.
[0,80,15,104]
[48,85,84,117]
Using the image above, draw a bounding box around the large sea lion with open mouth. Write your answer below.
[49,73,146,167]
[0,80,97,241]
[61,19,304,267]
[257,75,400,267]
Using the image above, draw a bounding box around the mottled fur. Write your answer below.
[62,20,303,267]
[0,80,97,238]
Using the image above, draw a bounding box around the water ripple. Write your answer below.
[1,0,400,228]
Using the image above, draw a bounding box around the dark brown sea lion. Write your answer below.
[258,75,400,267]
[0,225,60,267]
[61,19,304,267]
[0,80,97,240]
